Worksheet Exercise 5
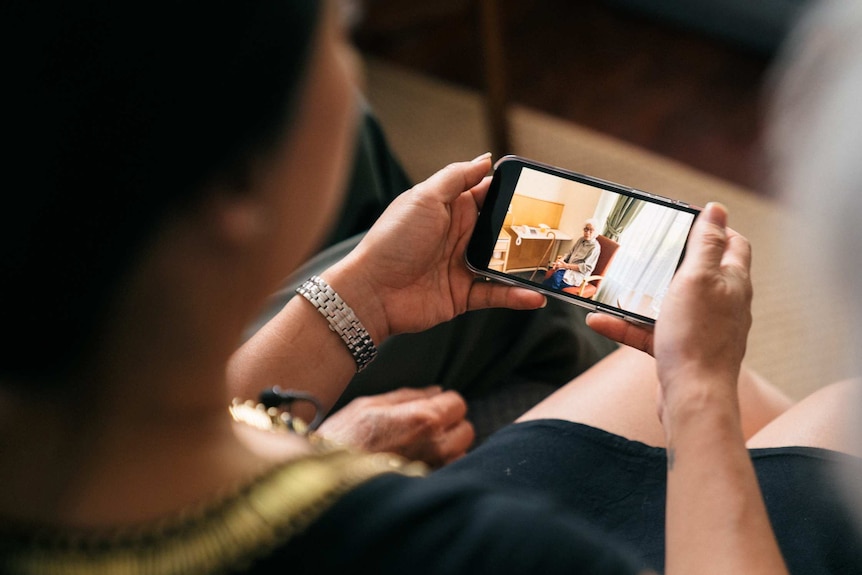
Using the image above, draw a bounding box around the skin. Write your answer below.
[317,386,475,468]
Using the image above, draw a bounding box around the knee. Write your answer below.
[747,377,862,454]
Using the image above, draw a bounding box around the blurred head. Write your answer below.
[0,0,357,386]
[768,0,862,368]
[766,0,862,526]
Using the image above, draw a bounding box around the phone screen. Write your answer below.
[466,156,700,324]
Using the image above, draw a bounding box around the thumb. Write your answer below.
[681,202,729,272]
[412,155,492,204]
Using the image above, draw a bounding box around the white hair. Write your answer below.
[766,0,862,528]
[768,0,862,304]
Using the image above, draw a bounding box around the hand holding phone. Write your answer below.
[466,155,700,326]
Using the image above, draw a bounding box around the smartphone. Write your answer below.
[466,155,701,326]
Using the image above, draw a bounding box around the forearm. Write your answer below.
[664,380,789,575]
[227,263,385,415]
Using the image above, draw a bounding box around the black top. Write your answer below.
[0,439,644,575]
[283,472,644,574]
[435,419,862,575]
[6,419,858,574]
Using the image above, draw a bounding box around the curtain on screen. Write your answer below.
[602,195,645,242]
[595,204,694,317]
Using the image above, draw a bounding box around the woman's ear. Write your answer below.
[204,189,275,248]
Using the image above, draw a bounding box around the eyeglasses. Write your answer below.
[583,227,595,233]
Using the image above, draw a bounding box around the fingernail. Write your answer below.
[471,152,492,163]
[703,202,728,227]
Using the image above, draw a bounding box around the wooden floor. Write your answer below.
[351,0,776,195]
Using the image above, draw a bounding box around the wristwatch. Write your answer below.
[296,275,378,372]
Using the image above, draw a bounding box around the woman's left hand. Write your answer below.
[316,386,474,468]
[324,155,545,343]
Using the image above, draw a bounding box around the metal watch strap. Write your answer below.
[295,275,378,372]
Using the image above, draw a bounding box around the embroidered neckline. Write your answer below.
[1,446,426,574]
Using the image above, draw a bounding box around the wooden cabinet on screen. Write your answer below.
[488,229,511,271]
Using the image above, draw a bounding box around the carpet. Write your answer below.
[362,57,850,400]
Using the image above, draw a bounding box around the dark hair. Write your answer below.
[1,1,322,385]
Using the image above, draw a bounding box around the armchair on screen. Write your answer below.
[544,235,619,298]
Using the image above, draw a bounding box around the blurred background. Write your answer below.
[348,0,811,196]
[338,0,853,402]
